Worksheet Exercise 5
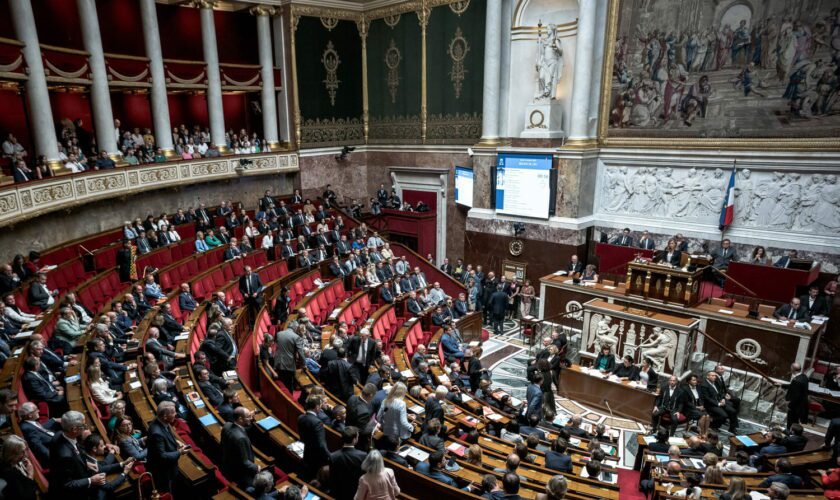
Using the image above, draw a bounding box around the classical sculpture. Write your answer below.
[639,327,676,371]
[535,23,563,101]
[593,316,619,353]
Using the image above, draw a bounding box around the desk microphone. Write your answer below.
[604,399,615,421]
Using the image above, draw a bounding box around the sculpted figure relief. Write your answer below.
[534,24,563,101]
[599,166,840,235]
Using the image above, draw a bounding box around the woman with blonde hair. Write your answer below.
[88,364,123,405]
[366,263,381,285]
[354,449,400,500]
[719,477,746,500]
[703,465,725,485]
[376,382,415,444]
[466,444,484,466]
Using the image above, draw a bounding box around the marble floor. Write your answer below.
[481,319,777,468]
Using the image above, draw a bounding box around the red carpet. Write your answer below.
[617,469,644,500]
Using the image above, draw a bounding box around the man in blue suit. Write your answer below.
[179,283,197,313]
[416,450,458,487]
[545,437,573,472]
[440,326,463,362]
[524,372,544,422]
[298,395,331,479]
[147,401,190,492]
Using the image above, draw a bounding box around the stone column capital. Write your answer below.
[191,0,217,10]
[250,5,276,17]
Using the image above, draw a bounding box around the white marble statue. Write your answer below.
[638,327,676,371]
[594,316,619,353]
[535,24,563,101]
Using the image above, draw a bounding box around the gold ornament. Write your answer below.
[385,39,402,104]
[321,41,342,106]
[448,27,469,99]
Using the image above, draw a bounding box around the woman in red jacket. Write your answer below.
[818,456,840,500]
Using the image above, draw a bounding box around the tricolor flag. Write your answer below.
[719,167,736,231]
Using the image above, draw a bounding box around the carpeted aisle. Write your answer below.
[617,469,644,500]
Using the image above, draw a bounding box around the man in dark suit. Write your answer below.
[197,366,226,406]
[19,401,60,463]
[699,371,738,433]
[221,407,260,488]
[260,190,275,210]
[566,255,584,275]
[239,266,264,310]
[379,281,395,304]
[774,297,811,323]
[324,348,356,402]
[224,239,243,261]
[453,292,468,319]
[329,426,367,500]
[637,230,656,250]
[347,329,376,384]
[12,160,31,183]
[489,284,509,336]
[774,249,799,268]
[800,286,829,317]
[28,272,56,310]
[611,228,633,247]
[786,363,809,428]
[545,437,573,472]
[780,423,808,453]
[713,365,741,412]
[712,238,737,270]
[49,411,109,499]
[405,291,423,316]
[440,258,453,275]
[299,395,331,479]
[22,357,66,415]
[147,401,189,492]
[347,384,376,450]
[424,387,446,427]
[329,256,348,279]
[115,240,134,282]
[179,283,197,313]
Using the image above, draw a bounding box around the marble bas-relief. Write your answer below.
[598,165,840,235]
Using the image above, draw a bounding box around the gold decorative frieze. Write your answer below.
[301,117,364,147]
[369,115,422,144]
[321,41,342,106]
[320,17,340,31]
[449,0,470,15]
[448,27,469,99]
[0,153,299,228]
[426,112,481,144]
[249,5,276,17]
[384,14,401,28]
[385,39,402,104]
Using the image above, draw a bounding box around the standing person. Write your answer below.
[489,285,509,336]
[221,407,259,489]
[0,435,38,500]
[519,279,535,318]
[786,363,809,429]
[329,427,368,500]
[525,372,544,422]
[376,383,415,446]
[274,322,306,392]
[298,395,331,479]
[355,449,400,500]
[147,402,190,493]
[467,347,484,392]
[538,359,556,415]
[348,328,376,384]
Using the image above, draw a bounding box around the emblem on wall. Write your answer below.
[383,14,401,28]
[385,39,402,104]
[321,41,341,106]
[509,239,524,256]
[565,300,583,320]
[449,0,470,16]
[735,338,767,365]
[448,27,469,99]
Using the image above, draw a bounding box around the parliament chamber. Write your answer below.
[1,1,840,500]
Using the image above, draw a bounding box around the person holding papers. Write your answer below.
[594,345,616,372]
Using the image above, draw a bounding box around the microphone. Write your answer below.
[604,399,615,421]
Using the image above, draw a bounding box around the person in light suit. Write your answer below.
[221,407,260,488]
[274,322,306,392]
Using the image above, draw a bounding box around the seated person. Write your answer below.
[681,374,710,431]
[758,458,803,488]
[415,450,458,488]
[563,415,590,438]
[648,429,671,453]
[722,451,757,473]
[800,285,829,318]
[519,413,546,440]
[566,255,584,275]
[580,264,599,282]
[657,239,683,267]
[774,249,799,268]
[440,326,463,361]
[773,297,810,323]
[593,345,616,372]
[418,418,445,452]
[780,423,808,453]
[114,416,148,461]
[611,228,633,247]
[545,437,572,472]
[611,355,639,380]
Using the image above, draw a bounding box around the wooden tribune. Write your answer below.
[624,261,703,306]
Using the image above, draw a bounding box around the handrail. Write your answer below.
[694,327,778,382]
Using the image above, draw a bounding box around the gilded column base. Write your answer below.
[48,159,73,177]
[162,148,179,160]
[563,137,599,149]
[475,137,502,148]
[0,175,13,186]
[217,145,232,155]
[109,152,129,167]
[265,141,283,152]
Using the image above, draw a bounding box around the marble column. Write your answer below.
[139,0,175,155]
[586,0,608,138]
[77,0,120,158]
[480,0,502,143]
[252,6,279,150]
[272,15,292,147]
[497,0,513,138]
[197,0,227,150]
[567,0,598,144]
[8,0,62,168]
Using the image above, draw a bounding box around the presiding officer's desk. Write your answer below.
[560,364,657,422]
[540,274,827,379]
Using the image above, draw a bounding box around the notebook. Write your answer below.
[257,416,281,431]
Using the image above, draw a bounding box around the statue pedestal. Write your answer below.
[520,101,564,139]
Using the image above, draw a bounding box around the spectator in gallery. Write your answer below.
[611,228,633,246]
[774,249,799,268]
[751,246,771,265]
[94,150,116,170]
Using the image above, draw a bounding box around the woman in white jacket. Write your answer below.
[376,382,415,445]
[88,364,123,406]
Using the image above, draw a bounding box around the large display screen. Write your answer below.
[494,153,553,219]
[454,166,474,207]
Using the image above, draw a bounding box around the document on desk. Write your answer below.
[198,413,218,427]
[736,435,758,447]
[718,309,734,315]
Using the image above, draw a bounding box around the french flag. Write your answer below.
[719,167,736,231]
